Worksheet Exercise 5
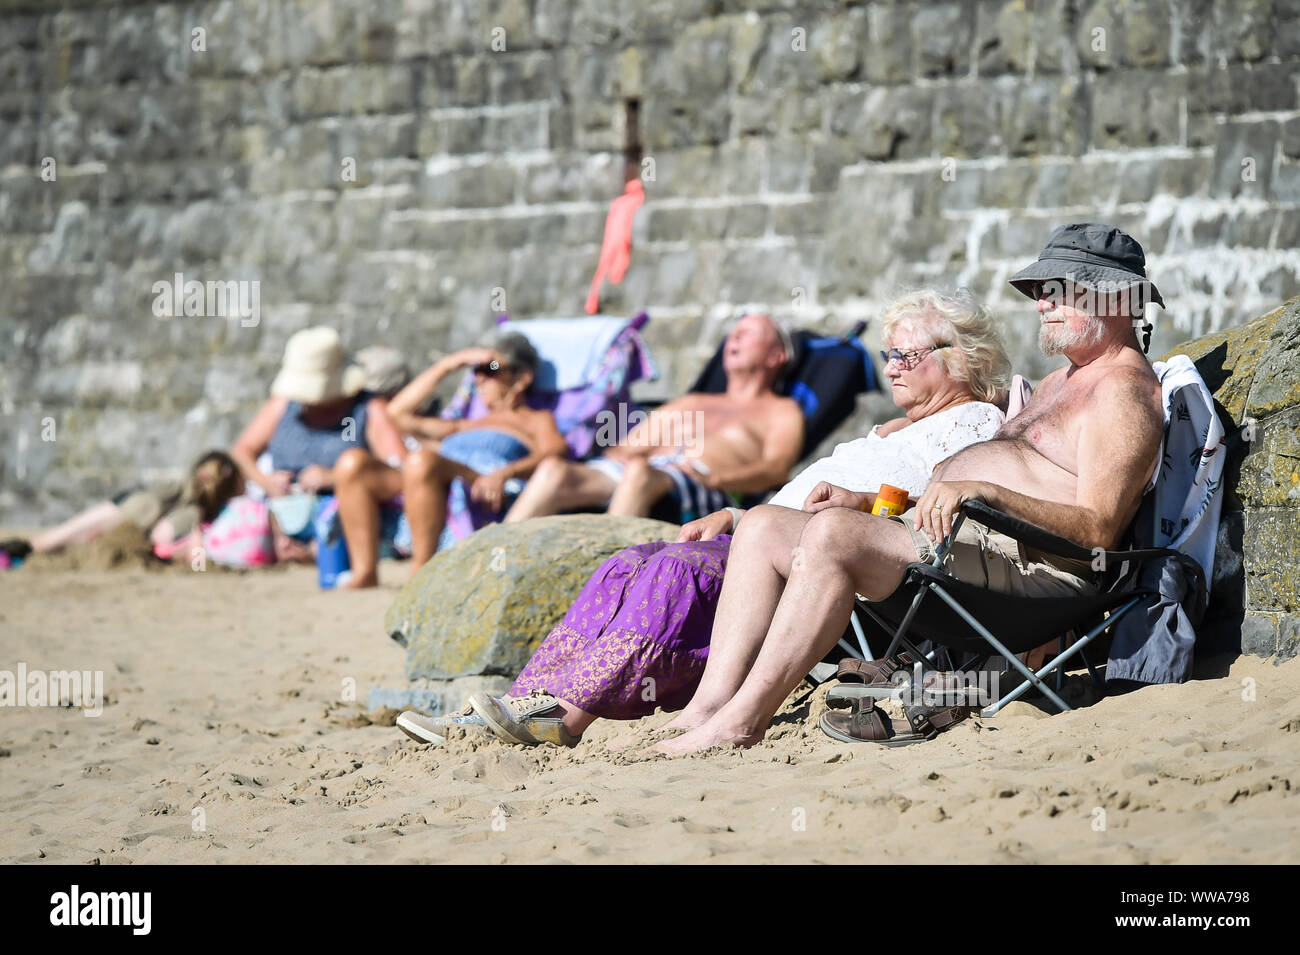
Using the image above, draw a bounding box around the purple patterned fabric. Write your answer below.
[510,535,732,720]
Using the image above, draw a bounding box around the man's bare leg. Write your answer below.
[661,505,813,732]
[658,509,918,754]
[334,448,404,589]
[402,449,480,575]
[29,501,123,552]
[503,457,617,522]
[606,458,677,517]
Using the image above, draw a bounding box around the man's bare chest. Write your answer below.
[998,384,1086,469]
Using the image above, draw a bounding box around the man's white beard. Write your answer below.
[1039,314,1106,356]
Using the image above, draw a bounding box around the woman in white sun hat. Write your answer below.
[230,327,407,561]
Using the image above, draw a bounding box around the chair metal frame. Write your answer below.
[850,500,1180,717]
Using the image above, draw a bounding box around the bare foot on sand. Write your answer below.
[652,719,763,756]
[606,725,684,752]
[659,705,718,733]
[340,573,378,589]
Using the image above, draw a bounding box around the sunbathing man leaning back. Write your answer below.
[504,312,806,525]
[656,222,1166,754]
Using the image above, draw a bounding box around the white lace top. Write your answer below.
[767,401,1005,511]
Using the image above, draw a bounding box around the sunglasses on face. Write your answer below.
[880,344,950,371]
[1027,279,1085,303]
[472,359,513,378]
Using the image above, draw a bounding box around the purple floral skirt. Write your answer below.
[509,535,733,720]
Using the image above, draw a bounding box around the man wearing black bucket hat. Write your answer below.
[1007,221,1165,353]
[654,222,1167,755]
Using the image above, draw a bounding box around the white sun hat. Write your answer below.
[270,327,367,405]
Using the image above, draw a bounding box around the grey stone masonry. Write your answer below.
[2,0,1300,522]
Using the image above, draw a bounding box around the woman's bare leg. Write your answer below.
[29,501,123,553]
[402,449,479,574]
[661,505,812,731]
[551,698,598,736]
[658,509,918,754]
[334,448,403,588]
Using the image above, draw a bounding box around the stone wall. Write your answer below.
[2,0,1299,523]
[1165,301,1300,662]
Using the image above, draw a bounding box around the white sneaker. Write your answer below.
[396,707,487,745]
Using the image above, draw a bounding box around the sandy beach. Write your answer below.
[1,555,1297,865]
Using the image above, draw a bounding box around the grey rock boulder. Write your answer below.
[385,514,678,681]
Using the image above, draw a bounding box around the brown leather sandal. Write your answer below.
[819,697,970,747]
[826,653,920,709]
[834,652,917,685]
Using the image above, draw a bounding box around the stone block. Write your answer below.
[419,158,517,208]
[864,2,913,83]
[1208,0,1276,62]
[388,515,678,679]
[1238,612,1277,656]
[1076,0,1121,70]
[831,85,933,161]
[810,7,868,82]
[1280,615,1300,661]
[934,83,1003,158]
[1244,506,1300,615]
[975,0,1033,77]
[1090,70,1185,150]
[912,2,973,78]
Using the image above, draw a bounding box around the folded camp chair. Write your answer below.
[839,358,1223,716]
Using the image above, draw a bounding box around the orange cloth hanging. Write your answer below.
[585,178,645,314]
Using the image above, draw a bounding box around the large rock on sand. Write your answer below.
[1161,298,1300,660]
[384,514,678,681]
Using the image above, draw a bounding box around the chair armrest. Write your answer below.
[957,500,1183,567]
[957,500,1093,560]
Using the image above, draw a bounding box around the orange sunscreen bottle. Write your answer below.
[869,483,909,518]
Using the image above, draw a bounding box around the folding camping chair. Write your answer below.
[839,358,1224,717]
[852,500,1180,715]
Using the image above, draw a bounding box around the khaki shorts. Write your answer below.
[893,507,1097,599]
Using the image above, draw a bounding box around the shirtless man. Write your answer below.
[504,313,805,524]
[656,222,1166,755]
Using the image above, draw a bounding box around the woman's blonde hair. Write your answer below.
[879,288,1011,405]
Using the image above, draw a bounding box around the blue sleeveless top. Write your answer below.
[267,393,371,476]
[436,428,531,474]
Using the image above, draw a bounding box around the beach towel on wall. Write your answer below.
[1106,354,1227,684]
[585,179,645,314]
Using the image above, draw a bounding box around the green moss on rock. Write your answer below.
[384,514,678,681]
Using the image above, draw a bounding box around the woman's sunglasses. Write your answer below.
[472,359,513,378]
[880,344,950,371]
